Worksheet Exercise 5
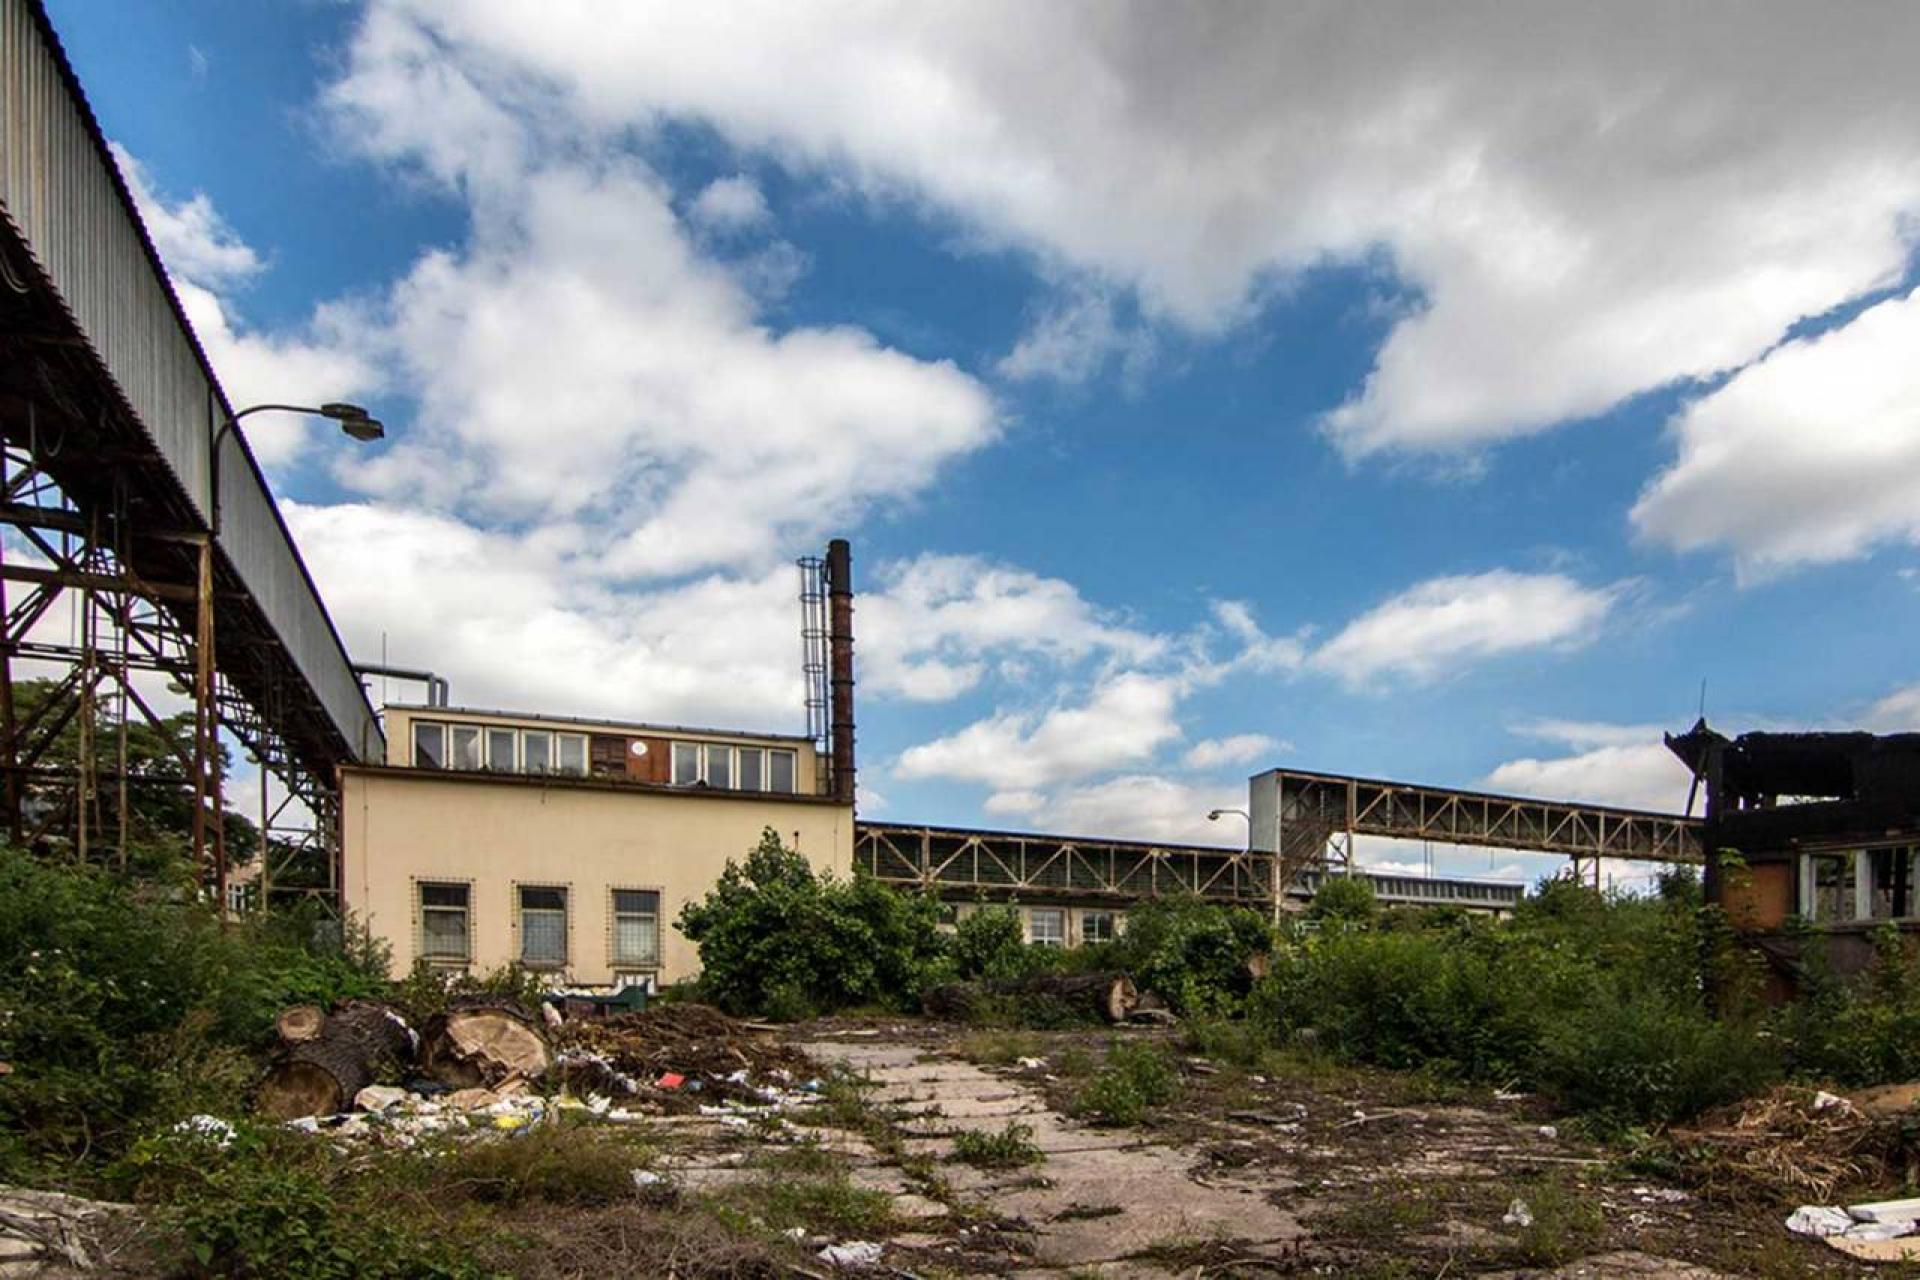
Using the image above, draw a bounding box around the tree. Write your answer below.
[1307,873,1378,926]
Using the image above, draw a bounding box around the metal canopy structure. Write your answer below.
[1251,767,1703,892]
[0,0,382,902]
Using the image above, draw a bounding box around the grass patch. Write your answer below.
[440,1121,647,1207]
[954,1029,1045,1066]
[948,1121,1043,1170]
[712,1172,896,1238]
[1500,1175,1605,1268]
[1072,1041,1178,1126]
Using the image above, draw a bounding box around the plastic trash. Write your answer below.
[657,1072,686,1090]
[818,1240,884,1268]
[1787,1206,1855,1238]
[1503,1198,1534,1229]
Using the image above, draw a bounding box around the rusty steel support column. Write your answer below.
[825,538,856,806]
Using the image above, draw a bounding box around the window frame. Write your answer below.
[515,882,570,970]
[1027,907,1066,948]
[416,879,473,965]
[412,720,446,769]
[449,724,483,771]
[555,733,588,776]
[609,886,664,970]
[769,748,797,794]
[486,727,518,772]
[521,730,553,775]
[1080,910,1117,945]
[705,742,734,789]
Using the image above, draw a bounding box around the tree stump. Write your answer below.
[420,997,551,1089]
[257,1001,414,1119]
[924,972,1138,1024]
[274,1004,326,1045]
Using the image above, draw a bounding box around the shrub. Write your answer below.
[1073,1041,1178,1126]
[951,906,1036,981]
[1109,896,1272,1017]
[441,1122,643,1206]
[949,1121,1043,1169]
[1308,874,1379,926]
[0,847,388,1178]
[677,828,950,1018]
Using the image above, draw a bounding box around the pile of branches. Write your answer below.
[1675,1086,1920,1202]
[558,1004,815,1107]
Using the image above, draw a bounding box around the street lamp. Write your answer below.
[199,401,384,918]
[210,402,384,532]
[1207,807,1251,831]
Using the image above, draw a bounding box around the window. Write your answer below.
[769,749,797,794]
[518,886,567,967]
[706,744,733,789]
[412,722,445,768]
[419,883,470,962]
[1028,908,1065,948]
[611,889,661,968]
[522,731,552,774]
[738,748,764,791]
[1869,847,1912,920]
[1807,852,1857,922]
[556,734,587,776]
[1081,911,1117,944]
[487,728,517,772]
[450,725,483,771]
[672,741,701,786]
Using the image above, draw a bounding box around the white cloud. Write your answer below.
[689,174,772,232]
[996,282,1151,385]
[318,21,998,580]
[896,671,1183,789]
[284,501,808,729]
[112,142,262,286]
[1864,685,1920,733]
[983,790,1043,816]
[1024,775,1248,845]
[351,1,1920,452]
[1309,571,1622,687]
[1183,733,1280,771]
[1481,720,1693,813]
[1632,286,1920,576]
[860,554,1163,702]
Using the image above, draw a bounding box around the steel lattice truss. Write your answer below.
[855,822,1275,904]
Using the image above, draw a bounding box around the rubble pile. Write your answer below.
[1680,1086,1904,1203]
[558,1004,817,1110]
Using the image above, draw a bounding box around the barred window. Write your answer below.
[1028,908,1065,948]
[419,883,469,961]
[1081,911,1117,944]
[519,886,568,967]
[611,889,661,967]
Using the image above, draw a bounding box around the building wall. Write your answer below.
[342,767,852,986]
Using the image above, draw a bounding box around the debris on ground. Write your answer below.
[558,1004,818,1110]
[1677,1085,1890,1202]
[817,1240,884,1268]
[0,1186,133,1276]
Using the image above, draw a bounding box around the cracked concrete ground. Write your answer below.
[804,1039,1303,1274]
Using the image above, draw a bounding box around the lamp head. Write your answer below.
[320,402,385,442]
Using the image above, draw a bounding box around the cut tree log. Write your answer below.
[420,996,551,1089]
[923,972,1138,1024]
[257,1001,414,1120]
[275,1004,326,1045]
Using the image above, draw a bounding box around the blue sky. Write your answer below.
[47,1,1920,885]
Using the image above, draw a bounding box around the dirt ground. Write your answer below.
[741,1018,1920,1278]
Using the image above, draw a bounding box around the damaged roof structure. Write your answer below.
[1667,720,1920,987]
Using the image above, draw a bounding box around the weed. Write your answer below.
[1073,1041,1178,1126]
[949,1121,1043,1169]
[954,1029,1044,1066]
[439,1122,643,1207]
[1501,1175,1605,1268]
[713,1172,896,1237]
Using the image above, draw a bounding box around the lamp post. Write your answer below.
[1210,806,1274,923]
[199,402,384,918]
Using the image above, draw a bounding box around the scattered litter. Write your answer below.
[355,1084,409,1113]
[1630,1186,1690,1204]
[1016,1057,1047,1070]
[1786,1205,1853,1238]
[172,1115,236,1148]
[818,1240,884,1268]
[630,1170,663,1188]
[1503,1198,1534,1229]
[1679,1085,1882,1201]
[1812,1090,1850,1112]
[1537,1124,1558,1139]
[1849,1196,1920,1225]
[1494,1087,1529,1102]
[657,1072,686,1090]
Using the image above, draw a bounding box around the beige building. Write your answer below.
[342,704,853,987]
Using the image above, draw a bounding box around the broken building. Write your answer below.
[1667,720,1920,982]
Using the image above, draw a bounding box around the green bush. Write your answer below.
[1308,874,1379,926]
[952,905,1036,981]
[1109,896,1271,1017]
[677,828,950,1017]
[949,1120,1043,1169]
[1073,1041,1178,1126]
[0,847,388,1178]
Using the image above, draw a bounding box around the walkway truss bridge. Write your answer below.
[0,0,382,906]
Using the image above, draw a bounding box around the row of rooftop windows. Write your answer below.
[409,721,800,794]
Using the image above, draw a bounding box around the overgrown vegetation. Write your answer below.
[0,846,389,1180]
[1072,1041,1178,1126]
[677,828,950,1019]
[948,1120,1043,1169]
